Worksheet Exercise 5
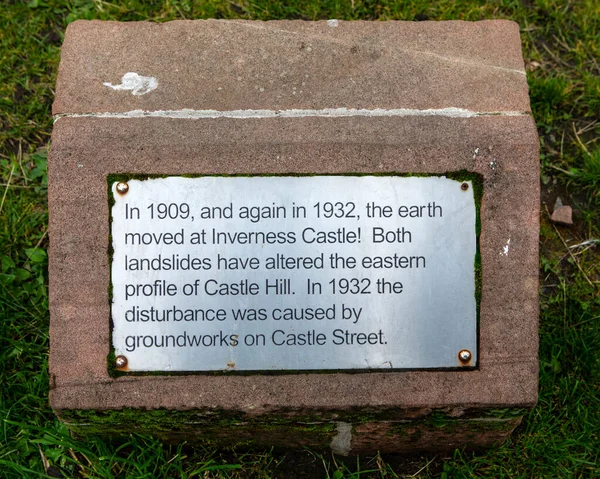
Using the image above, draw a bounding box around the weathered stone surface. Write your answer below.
[49,19,539,455]
[53,19,530,115]
[58,408,524,455]
[551,205,573,225]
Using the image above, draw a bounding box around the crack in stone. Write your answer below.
[389,48,527,75]
[225,21,526,76]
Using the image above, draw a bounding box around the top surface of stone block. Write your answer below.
[53,19,530,115]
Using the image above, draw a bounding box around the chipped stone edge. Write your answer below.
[53,107,530,122]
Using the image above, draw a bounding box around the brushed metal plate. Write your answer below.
[110,176,477,371]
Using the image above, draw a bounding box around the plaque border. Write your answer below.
[106,172,482,376]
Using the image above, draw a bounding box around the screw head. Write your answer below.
[461,182,469,191]
[116,182,129,195]
[115,355,128,368]
[458,349,472,364]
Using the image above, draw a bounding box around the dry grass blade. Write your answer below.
[0,165,15,215]
[37,445,49,473]
[23,229,48,268]
[409,455,437,477]
[572,122,590,154]
[569,239,600,249]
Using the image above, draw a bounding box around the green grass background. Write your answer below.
[1,0,599,477]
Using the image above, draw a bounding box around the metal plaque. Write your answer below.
[110,176,478,371]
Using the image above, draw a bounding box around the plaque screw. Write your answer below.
[461,183,469,191]
[116,182,129,195]
[458,349,472,364]
[115,355,128,368]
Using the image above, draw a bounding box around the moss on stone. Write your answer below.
[57,405,524,450]
[59,407,340,449]
[385,416,517,439]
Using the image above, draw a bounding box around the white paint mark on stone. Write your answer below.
[328,19,339,27]
[330,421,352,456]
[55,107,529,122]
[103,72,158,96]
[501,238,511,256]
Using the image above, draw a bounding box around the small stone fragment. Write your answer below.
[551,205,573,225]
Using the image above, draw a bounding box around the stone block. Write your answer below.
[49,20,539,455]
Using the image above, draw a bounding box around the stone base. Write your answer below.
[58,407,524,456]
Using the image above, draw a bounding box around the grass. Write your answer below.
[1,0,599,477]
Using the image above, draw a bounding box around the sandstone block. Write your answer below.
[49,20,539,455]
